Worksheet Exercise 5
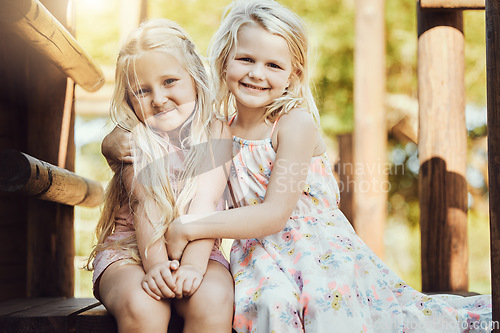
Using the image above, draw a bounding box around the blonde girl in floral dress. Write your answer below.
[164,1,492,332]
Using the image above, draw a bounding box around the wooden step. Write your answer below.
[0,297,184,333]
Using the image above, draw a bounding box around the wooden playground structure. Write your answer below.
[0,0,498,331]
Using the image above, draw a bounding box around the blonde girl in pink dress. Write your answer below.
[165,1,492,332]
[86,19,233,332]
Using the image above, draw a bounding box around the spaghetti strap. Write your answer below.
[229,114,280,138]
[269,115,282,138]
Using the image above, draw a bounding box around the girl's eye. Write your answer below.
[268,63,282,69]
[134,88,149,97]
[238,57,253,63]
[163,78,177,85]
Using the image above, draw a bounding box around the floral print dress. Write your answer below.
[228,122,492,332]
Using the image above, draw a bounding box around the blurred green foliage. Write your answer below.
[76,1,486,133]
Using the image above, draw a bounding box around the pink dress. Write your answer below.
[92,146,229,298]
[92,205,228,289]
[228,117,492,332]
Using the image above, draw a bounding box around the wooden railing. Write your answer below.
[0,0,105,92]
[0,150,103,207]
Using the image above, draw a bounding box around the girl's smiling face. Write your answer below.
[128,50,196,131]
[225,22,293,115]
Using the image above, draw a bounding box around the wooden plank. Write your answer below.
[417,7,468,292]
[420,0,485,10]
[0,298,100,332]
[0,298,64,316]
[486,0,500,326]
[0,0,104,92]
[7,298,99,317]
[0,150,104,207]
[353,0,387,258]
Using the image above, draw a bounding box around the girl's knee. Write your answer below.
[192,279,233,313]
[114,289,170,327]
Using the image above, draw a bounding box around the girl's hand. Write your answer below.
[141,260,180,300]
[172,264,204,298]
[166,216,190,260]
[102,126,134,171]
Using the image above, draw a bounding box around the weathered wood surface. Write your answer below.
[354,0,387,258]
[420,0,485,9]
[0,298,100,332]
[0,0,104,92]
[417,7,468,292]
[0,150,104,207]
[486,0,500,325]
[0,298,186,333]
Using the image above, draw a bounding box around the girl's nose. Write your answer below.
[249,65,265,80]
[151,90,168,107]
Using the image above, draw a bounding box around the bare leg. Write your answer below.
[175,260,234,333]
[98,261,172,333]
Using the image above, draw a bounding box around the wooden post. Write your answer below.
[417,4,468,292]
[486,0,500,324]
[420,0,485,9]
[354,0,387,258]
[0,0,104,92]
[336,134,355,224]
[0,150,103,207]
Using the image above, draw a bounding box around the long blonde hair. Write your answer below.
[209,0,319,125]
[87,19,214,269]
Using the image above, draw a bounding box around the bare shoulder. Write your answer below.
[277,108,317,136]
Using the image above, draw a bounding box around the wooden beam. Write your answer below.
[354,0,387,258]
[0,150,103,207]
[420,0,485,10]
[486,0,500,325]
[417,7,468,292]
[0,0,105,92]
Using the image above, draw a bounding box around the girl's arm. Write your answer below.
[170,120,232,297]
[121,165,178,300]
[166,110,318,259]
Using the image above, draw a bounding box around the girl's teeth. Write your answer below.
[243,83,265,90]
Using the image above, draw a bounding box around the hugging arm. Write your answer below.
[102,125,134,173]
[166,110,317,259]
[168,120,232,297]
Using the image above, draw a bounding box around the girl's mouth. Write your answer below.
[240,82,268,91]
[154,108,176,117]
